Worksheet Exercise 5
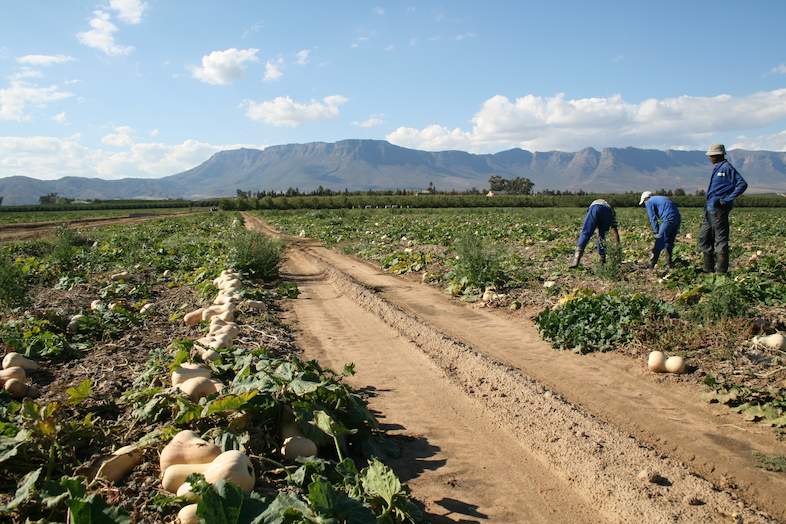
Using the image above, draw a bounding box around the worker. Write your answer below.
[639,191,681,269]
[569,199,620,268]
[699,144,748,273]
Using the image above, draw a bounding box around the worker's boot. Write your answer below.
[599,252,607,266]
[702,253,715,273]
[664,250,673,269]
[648,249,659,269]
[716,250,729,274]
[569,248,584,268]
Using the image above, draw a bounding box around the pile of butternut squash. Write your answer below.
[1,352,38,398]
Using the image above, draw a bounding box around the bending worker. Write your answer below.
[639,191,681,269]
[569,199,620,268]
[699,144,748,273]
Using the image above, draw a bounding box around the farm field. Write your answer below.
[0,207,201,225]
[0,207,783,523]
[0,213,423,522]
[253,207,786,520]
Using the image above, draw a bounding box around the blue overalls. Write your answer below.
[577,200,617,255]
[645,195,681,260]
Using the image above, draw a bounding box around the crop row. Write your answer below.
[0,213,422,522]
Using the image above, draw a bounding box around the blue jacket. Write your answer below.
[706,160,747,210]
[645,195,680,233]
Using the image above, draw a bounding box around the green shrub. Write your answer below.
[450,233,504,289]
[691,277,756,322]
[229,230,283,280]
[535,292,675,353]
[0,254,28,307]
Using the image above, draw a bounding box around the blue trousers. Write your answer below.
[577,204,614,255]
[653,219,680,258]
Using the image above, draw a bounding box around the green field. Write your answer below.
[0,207,202,225]
[260,206,786,429]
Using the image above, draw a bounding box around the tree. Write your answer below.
[39,192,61,205]
[487,176,534,194]
[0,196,3,206]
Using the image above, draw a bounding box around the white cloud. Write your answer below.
[353,113,384,128]
[17,54,75,66]
[731,130,786,152]
[263,58,283,81]
[245,95,348,127]
[9,68,43,81]
[241,20,264,39]
[109,0,147,24]
[149,128,160,137]
[0,80,73,121]
[191,48,259,85]
[0,134,267,180]
[771,64,786,75]
[386,89,786,152]
[455,32,476,41]
[373,6,385,15]
[295,49,311,65]
[102,126,135,147]
[52,112,67,124]
[77,10,134,56]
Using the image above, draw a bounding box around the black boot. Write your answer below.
[664,250,673,269]
[716,250,729,274]
[569,248,584,268]
[648,249,659,269]
[703,253,715,273]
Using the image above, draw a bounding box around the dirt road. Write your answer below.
[245,214,783,523]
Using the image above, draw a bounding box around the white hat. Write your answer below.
[639,191,652,206]
[706,144,726,156]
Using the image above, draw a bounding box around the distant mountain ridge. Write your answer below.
[1,139,785,205]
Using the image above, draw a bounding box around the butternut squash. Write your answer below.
[243,300,266,312]
[665,356,686,374]
[0,366,26,385]
[178,504,199,524]
[162,462,210,492]
[754,333,785,351]
[67,314,84,333]
[171,364,211,387]
[200,349,220,362]
[177,376,223,401]
[140,303,154,314]
[90,299,103,311]
[204,450,255,492]
[95,445,143,482]
[4,378,29,398]
[176,481,198,501]
[160,430,221,472]
[3,352,39,371]
[281,436,318,460]
[184,309,205,326]
[647,351,667,372]
[110,271,129,281]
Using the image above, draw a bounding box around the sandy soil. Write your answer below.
[245,214,784,523]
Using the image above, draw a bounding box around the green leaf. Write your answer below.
[361,459,401,508]
[67,494,131,524]
[196,480,269,524]
[254,492,310,524]
[201,391,258,418]
[307,478,376,523]
[66,378,94,406]
[0,467,41,512]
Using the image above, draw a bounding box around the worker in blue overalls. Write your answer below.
[569,199,620,268]
[699,144,748,273]
[639,191,681,269]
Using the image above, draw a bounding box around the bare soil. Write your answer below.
[245,213,785,524]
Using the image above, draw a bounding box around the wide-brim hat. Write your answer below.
[706,144,726,156]
[639,191,652,206]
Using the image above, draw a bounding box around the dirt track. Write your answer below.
[0,211,198,242]
[245,214,785,523]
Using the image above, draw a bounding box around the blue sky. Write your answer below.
[1,0,786,179]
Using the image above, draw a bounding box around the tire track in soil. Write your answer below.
[279,248,602,523]
[244,214,781,523]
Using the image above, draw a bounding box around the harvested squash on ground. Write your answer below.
[171,363,211,387]
[160,430,221,472]
[647,351,667,373]
[3,378,29,398]
[178,503,199,524]
[0,366,26,385]
[177,376,223,401]
[184,309,205,326]
[162,450,254,493]
[95,445,143,482]
[110,271,129,281]
[665,356,686,374]
[3,352,38,370]
[754,333,785,351]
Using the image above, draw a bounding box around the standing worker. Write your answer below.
[569,199,620,268]
[699,144,748,273]
[639,191,681,269]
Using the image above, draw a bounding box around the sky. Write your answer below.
[1,0,786,180]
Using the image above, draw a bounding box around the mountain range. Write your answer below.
[1,139,785,205]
